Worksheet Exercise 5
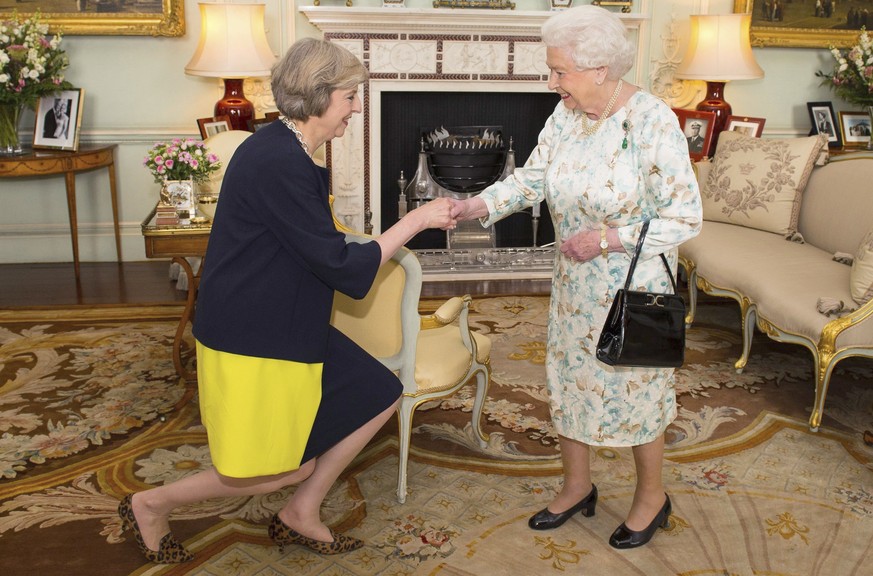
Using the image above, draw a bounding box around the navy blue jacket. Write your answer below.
[193,121,381,363]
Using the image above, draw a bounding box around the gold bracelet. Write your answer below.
[600,227,609,259]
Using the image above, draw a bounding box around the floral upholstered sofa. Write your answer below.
[679,130,873,431]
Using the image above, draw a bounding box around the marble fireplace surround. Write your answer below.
[299,7,648,234]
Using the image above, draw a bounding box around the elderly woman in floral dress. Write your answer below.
[450,6,701,549]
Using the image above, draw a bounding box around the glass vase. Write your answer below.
[0,103,26,156]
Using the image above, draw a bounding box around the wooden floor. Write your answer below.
[0,261,550,309]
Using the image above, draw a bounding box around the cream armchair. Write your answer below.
[200,129,252,198]
[330,235,492,503]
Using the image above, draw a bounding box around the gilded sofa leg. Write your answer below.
[395,398,416,504]
[686,269,699,327]
[736,298,756,372]
[808,346,837,432]
[470,367,491,447]
[680,258,697,326]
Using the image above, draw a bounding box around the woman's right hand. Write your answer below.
[410,197,457,231]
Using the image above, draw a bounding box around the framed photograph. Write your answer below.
[838,111,872,147]
[1,1,185,37]
[672,108,717,161]
[264,111,281,121]
[248,117,274,132]
[807,102,842,148]
[725,115,766,137]
[32,89,84,152]
[197,116,232,140]
[735,0,867,49]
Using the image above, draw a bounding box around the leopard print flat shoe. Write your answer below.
[268,513,363,555]
[118,494,193,564]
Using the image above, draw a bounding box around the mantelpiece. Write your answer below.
[299,6,650,234]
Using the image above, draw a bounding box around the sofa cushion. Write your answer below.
[851,228,873,305]
[701,131,826,236]
[797,155,873,256]
[680,222,872,348]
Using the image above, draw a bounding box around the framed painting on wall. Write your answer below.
[672,108,717,161]
[735,0,867,48]
[32,89,85,152]
[0,0,185,36]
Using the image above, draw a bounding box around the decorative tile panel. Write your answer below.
[370,41,438,74]
[442,42,509,75]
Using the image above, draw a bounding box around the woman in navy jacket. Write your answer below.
[118,38,456,563]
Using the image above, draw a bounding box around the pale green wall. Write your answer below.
[0,0,849,265]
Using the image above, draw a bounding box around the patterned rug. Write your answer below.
[0,297,871,576]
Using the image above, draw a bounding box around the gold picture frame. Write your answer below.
[1,0,185,37]
[735,0,866,48]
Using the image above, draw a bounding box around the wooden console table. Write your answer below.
[142,209,211,381]
[0,144,122,280]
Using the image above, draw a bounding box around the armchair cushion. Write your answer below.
[701,131,826,236]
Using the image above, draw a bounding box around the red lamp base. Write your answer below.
[214,78,254,132]
[695,81,731,152]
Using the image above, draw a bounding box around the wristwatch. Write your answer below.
[600,228,609,259]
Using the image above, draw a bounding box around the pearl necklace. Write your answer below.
[281,116,311,157]
[579,79,623,136]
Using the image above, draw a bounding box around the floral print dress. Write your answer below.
[479,91,702,446]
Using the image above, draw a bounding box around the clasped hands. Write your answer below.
[559,228,604,262]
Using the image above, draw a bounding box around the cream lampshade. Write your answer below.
[675,13,764,148]
[185,2,277,131]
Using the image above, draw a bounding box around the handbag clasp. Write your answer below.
[646,294,665,307]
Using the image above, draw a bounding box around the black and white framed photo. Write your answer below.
[32,89,84,152]
[197,115,232,139]
[807,101,842,148]
[672,107,717,161]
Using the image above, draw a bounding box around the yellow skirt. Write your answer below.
[196,341,323,478]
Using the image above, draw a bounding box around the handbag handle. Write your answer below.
[622,220,679,294]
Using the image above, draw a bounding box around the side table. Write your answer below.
[142,208,211,381]
[0,144,122,280]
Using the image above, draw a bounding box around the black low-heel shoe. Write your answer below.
[608,494,672,549]
[528,485,598,530]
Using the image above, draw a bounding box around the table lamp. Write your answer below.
[185,2,276,131]
[675,13,764,149]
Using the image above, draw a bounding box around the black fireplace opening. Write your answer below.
[380,91,560,250]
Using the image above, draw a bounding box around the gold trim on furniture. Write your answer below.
[3,0,185,37]
[734,0,862,49]
[681,259,873,431]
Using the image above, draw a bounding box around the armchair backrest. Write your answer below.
[330,235,423,391]
[202,130,252,195]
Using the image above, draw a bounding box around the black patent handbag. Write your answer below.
[595,220,686,368]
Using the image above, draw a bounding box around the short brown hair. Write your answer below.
[271,38,368,121]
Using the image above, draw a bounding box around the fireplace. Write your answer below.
[299,6,647,240]
[381,91,559,249]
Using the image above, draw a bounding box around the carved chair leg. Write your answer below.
[470,368,491,448]
[395,397,416,504]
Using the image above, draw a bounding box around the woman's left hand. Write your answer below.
[559,229,601,262]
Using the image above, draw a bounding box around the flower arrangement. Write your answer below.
[143,138,221,184]
[817,29,873,107]
[0,11,72,108]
